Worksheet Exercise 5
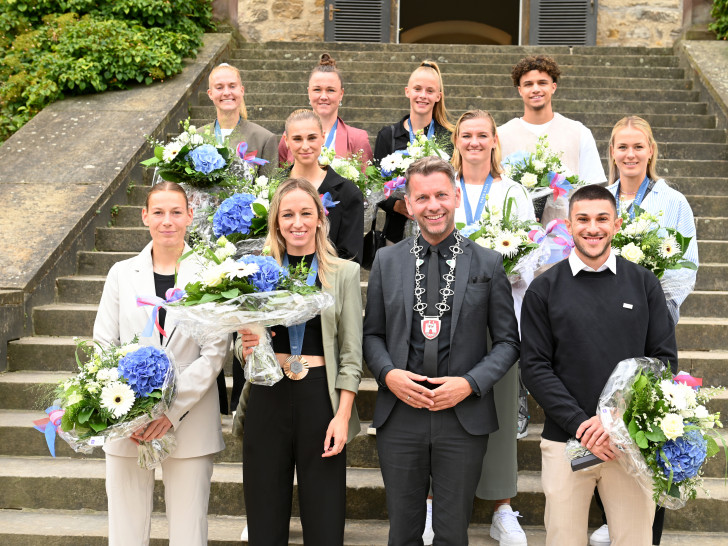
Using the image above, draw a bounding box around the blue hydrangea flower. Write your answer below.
[238,255,282,292]
[118,346,170,398]
[213,193,256,237]
[657,429,708,482]
[459,224,479,238]
[187,144,226,175]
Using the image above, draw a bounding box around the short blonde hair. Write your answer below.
[608,116,659,184]
[208,63,248,120]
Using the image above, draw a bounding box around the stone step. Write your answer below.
[0,370,69,410]
[699,242,728,264]
[697,218,728,241]
[696,265,728,291]
[7,337,89,372]
[682,291,728,318]
[681,350,728,386]
[128,184,152,206]
[113,204,144,227]
[95,226,150,252]
[200,86,705,106]
[32,303,97,337]
[672,178,728,196]
[77,251,137,276]
[192,93,709,116]
[1,455,726,529]
[687,196,728,217]
[233,42,675,56]
[56,275,105,304]
[226,59,686,80]
[676,317,728,351]
[230,48,682,67]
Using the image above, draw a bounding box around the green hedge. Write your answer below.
[710,0,728,39]
[0,0,214,143]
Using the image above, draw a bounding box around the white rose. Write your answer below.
[533,159,546,172]
[256,175,269,188]
[188,134,204,146]
[694,405,709,419]
[408,146,423,158]
[660,413,684,440]
[117,343,140,357]
[521,172,538,188]
[620,242,644,264]
[201,262,231,287]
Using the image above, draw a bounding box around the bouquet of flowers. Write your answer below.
[593,357,725,508]
[612,206,698,324]
[167,250,334,386]
[502,135,583,218]
[33,338,177,469]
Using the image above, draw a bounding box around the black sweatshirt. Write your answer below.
[520,256,678,442]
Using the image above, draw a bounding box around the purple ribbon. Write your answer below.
[136,287,186,338]
[236,142,269,167]
[33,405,64,457]
[383,176,407,198]
[548,171,573,201]
[530,219,574,263]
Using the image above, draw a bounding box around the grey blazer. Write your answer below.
[363,235,520,436]
[201,119,278,176]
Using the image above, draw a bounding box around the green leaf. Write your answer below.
[88,419,108,432]
[635,430,648,449]
[628,418,639,438]
[77,407,94,424]
[221,288,240,299]
[199,292,222,303]
[706,435,719,458]
[644,428,666,443]
[252,202,268,217]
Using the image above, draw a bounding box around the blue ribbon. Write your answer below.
[33,405,64,457]
[617,176,650,219]
[408,119,435,144]
[459,174,493,225]
[214,117,242,145]
[324,118,338,149]
[282,255,319,355]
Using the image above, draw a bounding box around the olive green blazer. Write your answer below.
[200,119,278,176]
[232,257,363,443]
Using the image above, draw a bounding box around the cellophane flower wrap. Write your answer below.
[167,248,334,386]
[597,357,726,509]
[44,338,177,469]
[611,206,698,324]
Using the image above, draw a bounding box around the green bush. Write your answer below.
[0,0,214,143]
[710,0,728,39]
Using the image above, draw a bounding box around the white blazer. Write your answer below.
[94,242,230,458]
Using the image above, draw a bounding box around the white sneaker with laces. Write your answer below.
[589,524,611,546]
[490,504,527,546]
[422,498,434,545]
[241,525,248,542]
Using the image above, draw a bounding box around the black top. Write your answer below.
[271,253,325,356]
[318,166,364,264]
[153,272,176,344]
[520,257,678,442]
[373,115,453,243]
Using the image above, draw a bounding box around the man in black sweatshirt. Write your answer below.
[520,184,677,546]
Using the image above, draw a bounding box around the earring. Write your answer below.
[339,101,342,107]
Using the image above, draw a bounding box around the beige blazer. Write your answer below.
[94,242,230,458]
[232,257,363,443]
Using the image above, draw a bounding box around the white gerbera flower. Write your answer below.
[493,232,521,258]
[201,261,234,287]
[521,172,538,188]
[162,142,182,162]
[659,236,680,259]
[226,262,260,281]
[100,382,135,418]
[380,154,400,174]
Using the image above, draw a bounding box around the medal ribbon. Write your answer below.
[282,254,319,355]
[459,174,493,225]
[617,176,652,219]
[408,119,435,144]
[214,117,242,145]
[324,118,338,149]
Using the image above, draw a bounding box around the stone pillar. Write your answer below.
[237,0,325,42]
[597,0,682,47]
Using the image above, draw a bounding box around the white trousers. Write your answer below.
[105,452,215,546]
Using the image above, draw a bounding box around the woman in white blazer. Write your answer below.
[93,181,230,545]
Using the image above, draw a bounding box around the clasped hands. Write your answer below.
[576,415,619,462]
[385,369,472,411]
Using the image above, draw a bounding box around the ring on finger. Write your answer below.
[406,395,411,401]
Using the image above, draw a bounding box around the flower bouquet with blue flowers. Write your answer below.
[590,357,726,508]
[33,338,178,469]
[167,250,333,386]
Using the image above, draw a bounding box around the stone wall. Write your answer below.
[237,0,325,42]
[597,0,683,46]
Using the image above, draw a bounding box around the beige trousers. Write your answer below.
[540,438,654,546]
[105,452,215,546]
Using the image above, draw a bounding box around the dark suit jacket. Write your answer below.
[363,234,520,436]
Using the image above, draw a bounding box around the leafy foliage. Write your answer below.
[0,0,214,143]
[710,0,728,39]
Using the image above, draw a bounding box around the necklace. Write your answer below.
[411,231,463,339]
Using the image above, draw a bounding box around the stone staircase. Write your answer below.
[2,41,728,544]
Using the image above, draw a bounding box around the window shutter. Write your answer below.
[529,0,598,46]
[324,0,390,43]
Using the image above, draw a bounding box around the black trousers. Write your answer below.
[594,487,665,545]
[243,366,346,546]
[217,332,245,415]
[377,401,489,546]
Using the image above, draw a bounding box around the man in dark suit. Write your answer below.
[363,156,520,545]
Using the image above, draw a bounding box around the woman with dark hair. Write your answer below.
[232,178,363,545]
[94,182,230,545]
[284,108,364,263]
[279,53,372,167]
[373,60,454,244]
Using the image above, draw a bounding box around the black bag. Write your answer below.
[362,206,386,269]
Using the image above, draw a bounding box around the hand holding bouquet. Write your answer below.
[34,338,177,469]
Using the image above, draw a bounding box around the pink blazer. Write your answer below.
[278,117,373,167]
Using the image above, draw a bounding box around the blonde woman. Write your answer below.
[232,178,363,545]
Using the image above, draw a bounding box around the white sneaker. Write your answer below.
[422,498,434,545]
[241,525,248,542]
[589,524,611,546]
[490,504,527,546]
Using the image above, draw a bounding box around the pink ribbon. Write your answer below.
[33,405,65,457]
[136,287,186,338]
[383,177,406,198]
[548,171,573,201]
[529,219,574,263]
[674,372,703,389]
